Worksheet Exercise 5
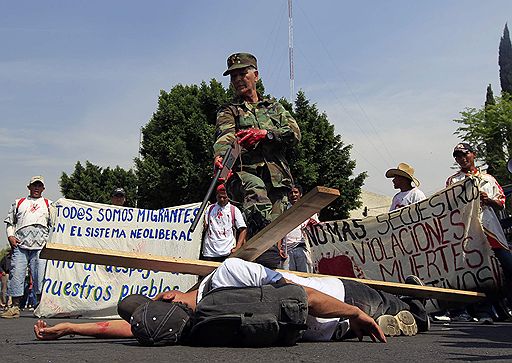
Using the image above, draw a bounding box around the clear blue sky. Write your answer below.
[1,1,511,246]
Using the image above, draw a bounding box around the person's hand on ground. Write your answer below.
[349,310,387,343]
[34,320,69,340]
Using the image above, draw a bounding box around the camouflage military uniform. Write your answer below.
[214,95,301,232]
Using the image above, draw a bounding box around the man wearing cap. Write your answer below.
[447,143,512,323]
[447,143,508,250]
[385,163,426,211]
[201,184,247,262]
[213,52,301,239]
[214,53,300,269]
[111,187,126,207]
[1,176,52,318]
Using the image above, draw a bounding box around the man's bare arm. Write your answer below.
[294,283,386,343]
[232,227,247,253]
[34,320,133,340]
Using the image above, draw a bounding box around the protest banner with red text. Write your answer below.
[308,178,504,299]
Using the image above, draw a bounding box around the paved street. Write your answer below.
[1,311,511,363]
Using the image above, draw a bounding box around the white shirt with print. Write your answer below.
[202,202,246,257]
[5,196,52,250]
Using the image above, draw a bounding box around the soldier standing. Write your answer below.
[213,53,301,267]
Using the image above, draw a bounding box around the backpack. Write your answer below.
[187,283,308,347]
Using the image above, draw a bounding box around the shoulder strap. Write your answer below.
[230,204,235,226]
[44,198,50,210]
[205,204,215,226]
[13,197,26,224]
[16,198,26,214]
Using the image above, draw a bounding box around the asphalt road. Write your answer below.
[1,311,512,363]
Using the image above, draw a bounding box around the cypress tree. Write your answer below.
[482,84,503,175]
[499,24,512,94]
[485,84,495,107]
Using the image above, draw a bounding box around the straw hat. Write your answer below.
[385,163,420,187]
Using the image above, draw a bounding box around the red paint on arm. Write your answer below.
[95,321,111,333]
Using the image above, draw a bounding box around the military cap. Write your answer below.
[223,53,258,76]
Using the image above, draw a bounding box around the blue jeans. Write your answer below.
[283,245,311,273]
[7,247,46,297]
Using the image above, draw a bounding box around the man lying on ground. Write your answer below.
[35,258,428,344]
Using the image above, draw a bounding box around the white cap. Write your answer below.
[28,175,45,187]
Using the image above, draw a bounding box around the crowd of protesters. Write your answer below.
[0,53,510,350]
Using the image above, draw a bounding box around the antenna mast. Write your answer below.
[288,0,294,103]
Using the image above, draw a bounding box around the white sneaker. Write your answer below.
[395,310,418,336]
[376,314,401,336]
[377,311,418,337]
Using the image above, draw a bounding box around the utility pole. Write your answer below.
[135,126,143,208]
[288,0,294,103]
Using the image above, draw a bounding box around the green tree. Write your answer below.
[482,84,504,175]
[499,24,512,95]
[285,91,366,220]
[485,84,496,107]
[454,94,512,192]
[137,82,365,219]
[135,80,230,209]
[60,161,137,206]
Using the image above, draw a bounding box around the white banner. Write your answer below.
[308,178,504,294]
[36,199,203,318]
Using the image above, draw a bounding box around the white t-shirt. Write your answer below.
[389,188,426,211]
[197,258,347,341]
[283,212,319,251]
[202,202,246,257]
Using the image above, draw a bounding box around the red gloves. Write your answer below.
[236,128,268,149]
[213,156,233,182]
[214,156,224,171]
[220,170,233,183]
